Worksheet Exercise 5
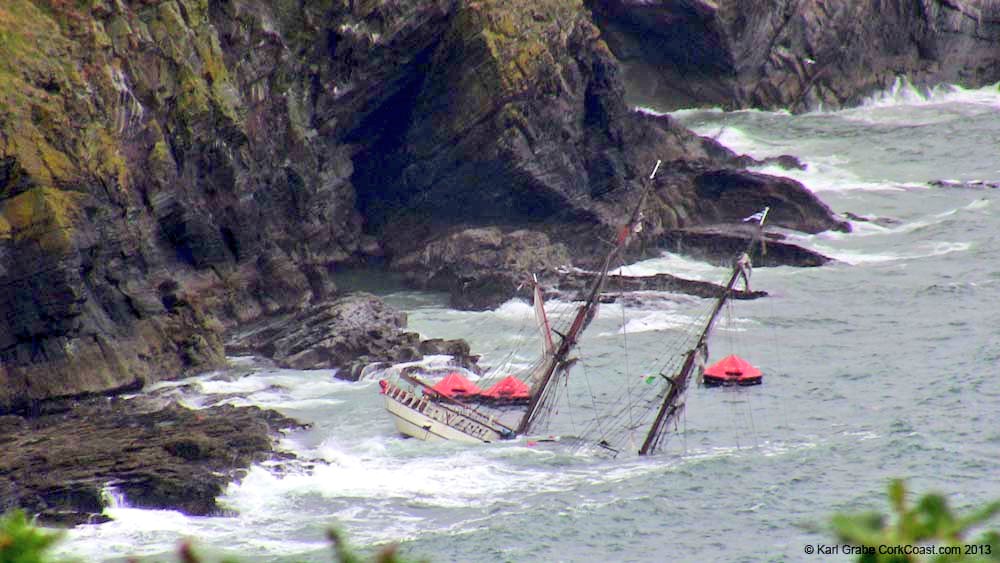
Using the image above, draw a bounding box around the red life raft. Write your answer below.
[479,375,531,405]
[703,355,763,386]
[429,372,482,399]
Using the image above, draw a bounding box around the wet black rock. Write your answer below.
[844,212,903,228]
[556,271,767,302]
[390,227,572,311]
[0,398,302,527]
[928,179,1000,189]
[593,0,1000,112]
[225,292,478,379]
[660,226,834,268]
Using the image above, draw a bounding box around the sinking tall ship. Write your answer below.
[379,161,769,455]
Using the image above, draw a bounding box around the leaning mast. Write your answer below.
[516,161,662,435]
[638,207,769,455]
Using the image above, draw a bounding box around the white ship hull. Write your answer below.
[381,382,509,443]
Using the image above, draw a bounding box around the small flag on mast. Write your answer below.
[742,207,770,225]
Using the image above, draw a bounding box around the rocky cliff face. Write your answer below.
[373,0,847,308]
[0,0,449,411]
[593,0,1000,111]
[0,0,855,411]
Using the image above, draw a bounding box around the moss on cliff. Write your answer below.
[0,1,84,190]
[147,0,241,134]
[0,187,85,253]
[463,0,577,94]
[408,0,587,159]
[0,2,148,274]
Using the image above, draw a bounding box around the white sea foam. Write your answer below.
[216,441,645,545]
[690,125,783,158]
[855,78,1000,110]
[57,350,844,561]
[810,240,971,265]
[613,251,728,281]
[675,122,910,194]
[824,79,1000,127]
[966,198,991,211]
[606,311,694,335]
[360,355,482,382]
[760,162,911,193]
[668,81,1000,195]
[64,508,203,560]
[100,486,129,510]
[493,297,533,319]
[226,449,547,509]
[227,355,259,366]
[636,105,724,119]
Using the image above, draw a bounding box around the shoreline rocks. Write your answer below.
[2,0,979,531]
[557,271,768,302]
[0,397,302,527]
[659,226,834,268]
[225,292,480,379]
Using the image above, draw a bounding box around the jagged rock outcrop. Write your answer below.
[592,0,1000,111]
[660,226,833,267]
[556,270,767,301]
[392,227,572,310]
[225,292,479,379]
[0,397,301,526]
[374,0,846,249]
[389,220,816,309]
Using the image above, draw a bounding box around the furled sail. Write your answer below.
[532,275,555,356]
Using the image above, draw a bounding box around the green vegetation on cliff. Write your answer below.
[0,0,125,252]
[0,187,85,252]
[0,1,82,190]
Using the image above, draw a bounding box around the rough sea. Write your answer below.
[59,80,1000,562]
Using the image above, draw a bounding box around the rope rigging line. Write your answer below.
[480,309,535,381]
[614,255,638,450]
[538,203,771,456]
[576,339,604,432]
[573,349,689,453]
[568,288,727,454]
[618,263,746,453]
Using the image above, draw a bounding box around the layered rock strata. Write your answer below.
[591,0,1000,112]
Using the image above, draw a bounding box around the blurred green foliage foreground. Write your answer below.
[0,510,422,563]
[830,479,999,562]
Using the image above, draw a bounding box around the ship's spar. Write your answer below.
[638,207,768,455]
[516,161,662,436]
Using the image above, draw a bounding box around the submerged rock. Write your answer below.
[660,226,833,268]
[0,397,301,527]
[928,179,1000,190]
[557,271,767,302]
[844,212,902,228]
